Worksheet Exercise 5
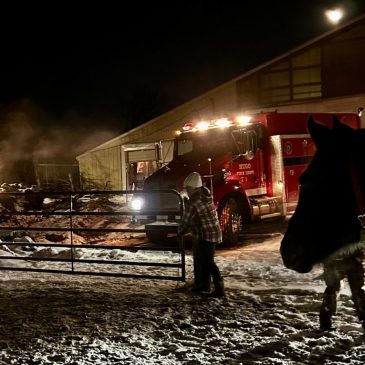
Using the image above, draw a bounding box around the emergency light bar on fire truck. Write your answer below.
[176,115,253,135]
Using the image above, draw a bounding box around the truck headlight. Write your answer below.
[130,197,144,211]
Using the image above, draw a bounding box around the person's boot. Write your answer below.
[190,277,211,293]
[319,308,332,330]
[319,287,338,330]
[190,283,211,293]
[205,279,225,298]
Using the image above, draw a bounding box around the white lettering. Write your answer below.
[238,163,252,170]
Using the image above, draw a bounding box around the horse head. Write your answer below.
[280,116,365,273]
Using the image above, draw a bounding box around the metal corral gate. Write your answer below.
[0,189,185,281]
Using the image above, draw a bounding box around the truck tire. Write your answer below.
[218,197,243,246]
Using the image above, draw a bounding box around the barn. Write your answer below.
[77,13,365,190]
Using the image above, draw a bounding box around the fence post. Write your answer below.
[69,192,74,272]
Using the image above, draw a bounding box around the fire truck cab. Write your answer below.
[141,111,360,245]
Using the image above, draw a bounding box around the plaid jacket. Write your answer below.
[178,187,222,243]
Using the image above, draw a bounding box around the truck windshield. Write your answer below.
[177,139,193,156]
[176,129,234,157]
[231,129,257,156]
[175,125,264,159]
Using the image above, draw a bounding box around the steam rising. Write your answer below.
[0,99,120,182]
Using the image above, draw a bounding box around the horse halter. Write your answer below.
[350,161,365,227]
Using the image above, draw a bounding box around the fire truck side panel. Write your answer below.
[284,165,306,205]
[269,135,284,213]
[269,134,315,215]
[281,135,315,212]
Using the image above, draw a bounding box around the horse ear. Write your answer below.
[332,115,353,133]
[307,115,331,147]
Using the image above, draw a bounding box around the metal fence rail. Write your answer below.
[0,189,185,281]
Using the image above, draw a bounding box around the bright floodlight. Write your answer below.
[325,8,344,24]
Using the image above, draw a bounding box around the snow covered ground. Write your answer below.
[1,233,365,364]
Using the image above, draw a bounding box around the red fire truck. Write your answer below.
[140,111,360,245]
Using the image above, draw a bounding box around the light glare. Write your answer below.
[196,121,210,130]
[215,118,231,128]
[130,197,144,210]
[236,115,252,125]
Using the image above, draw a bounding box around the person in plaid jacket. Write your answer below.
[178,172,225,298]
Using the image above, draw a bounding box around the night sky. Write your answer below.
[0,1,365,159]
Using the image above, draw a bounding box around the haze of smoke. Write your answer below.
[0,99,121,175]
[1,100,121,159]
[0,104,40,172]
[33,127,118,161]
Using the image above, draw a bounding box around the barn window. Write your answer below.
[260,47,322,104]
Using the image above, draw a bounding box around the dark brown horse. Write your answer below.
[281,115,365,330]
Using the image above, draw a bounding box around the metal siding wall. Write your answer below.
[78,146,122,190]
[323,40,365,97]
[107,146,122,190]
[127,149,156,162]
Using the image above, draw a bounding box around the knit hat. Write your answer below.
[183,172,202,188]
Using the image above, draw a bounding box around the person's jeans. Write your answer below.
[194,240,221,289]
